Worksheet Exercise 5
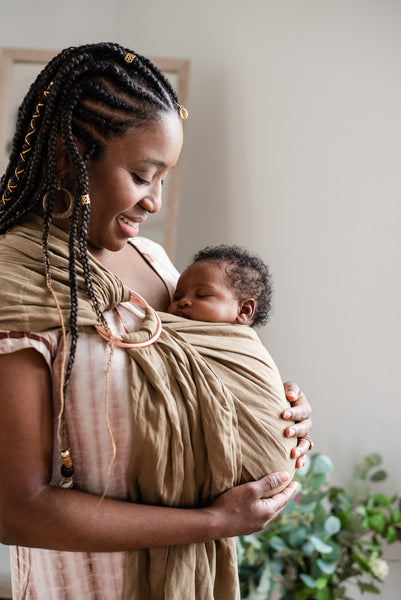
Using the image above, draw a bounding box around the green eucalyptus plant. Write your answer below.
[237,453,401,600]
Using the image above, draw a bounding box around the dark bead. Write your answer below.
[61,464,74,478]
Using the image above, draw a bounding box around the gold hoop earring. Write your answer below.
[43,186,74,219]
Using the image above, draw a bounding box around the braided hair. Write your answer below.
[192,245,273,327]
[0,42,183,390]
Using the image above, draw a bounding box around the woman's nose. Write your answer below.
[140,181,162,214]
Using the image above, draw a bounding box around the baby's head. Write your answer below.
[168,245,273,327]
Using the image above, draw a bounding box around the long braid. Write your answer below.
[0,43,186,485]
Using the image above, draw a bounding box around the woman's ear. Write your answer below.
[236,298,256,325]
[55,135,85,181]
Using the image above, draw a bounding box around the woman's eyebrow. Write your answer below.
[137,158,167,167]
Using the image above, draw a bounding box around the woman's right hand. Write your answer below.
[209,472,298,539]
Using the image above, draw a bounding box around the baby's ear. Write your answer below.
[236,298,256,325]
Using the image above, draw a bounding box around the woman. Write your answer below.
[0,43,312,599]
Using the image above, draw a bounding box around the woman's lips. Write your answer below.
[117,215,144,237]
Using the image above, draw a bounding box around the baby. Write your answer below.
[168,244,272,327]
[165,244,296,495]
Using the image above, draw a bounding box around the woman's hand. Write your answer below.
[209,472,298,539]
[282,381,312,468]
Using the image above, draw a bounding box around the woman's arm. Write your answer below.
[282,381,313,469]
[0,348,297,552]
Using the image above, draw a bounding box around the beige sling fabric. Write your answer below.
[0,213,131,332]
[124,316,296,599]
[0,214,295,600]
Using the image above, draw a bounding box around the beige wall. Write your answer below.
[1,1,400,596]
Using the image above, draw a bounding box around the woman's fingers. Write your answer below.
[252,470,290,496]
[211,472,298,538]
[282,381,313,468]
[255,479,299,526]
[283,381,312,423]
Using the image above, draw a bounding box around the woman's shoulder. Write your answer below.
[130,236,177,268]
[129,236,180,298]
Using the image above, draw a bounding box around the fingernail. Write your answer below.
[293,449,300,458]
[283,410,292,419]
[288,427,295,437]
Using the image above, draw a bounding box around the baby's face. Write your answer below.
[167,260,242,323]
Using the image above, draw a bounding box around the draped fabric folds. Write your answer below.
[0,214,295,600]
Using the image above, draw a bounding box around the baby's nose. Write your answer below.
[178,296,191,307]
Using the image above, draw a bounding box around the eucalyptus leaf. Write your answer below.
[302,541,315,556]
[309,535,333,554]
[335,491,352,510]
[344,478,370,502]
[281,498,296,515]
[270,557,283,574]
[313,504,328,531]
[316,558,336,574]
[316,586,333,600]
[324,515,341,535]
[237,452,401,600]
[316,577,329,590]
[289,526,307,547]
[242,534,262,549]
[298,501,318,514]
[268,535,287,551]
[323,541,342,562]
[370,469,387,482]
[300,573,317,588]
[312,454,333,476]
[309,473,327,492]
[248,559,273,598]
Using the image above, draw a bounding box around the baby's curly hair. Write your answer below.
[192,245,273,327]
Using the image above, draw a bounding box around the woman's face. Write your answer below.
[85,111,183,252]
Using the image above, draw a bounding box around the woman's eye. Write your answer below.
[196,294,210,298]
[132,173,150,185]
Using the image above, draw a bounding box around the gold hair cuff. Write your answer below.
[81,194,90,205]
[174,101,188,120]
[124,52,136,64]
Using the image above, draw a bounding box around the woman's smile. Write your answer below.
[117,214,146,238]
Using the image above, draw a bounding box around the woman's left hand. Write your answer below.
[282,381,312,469]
